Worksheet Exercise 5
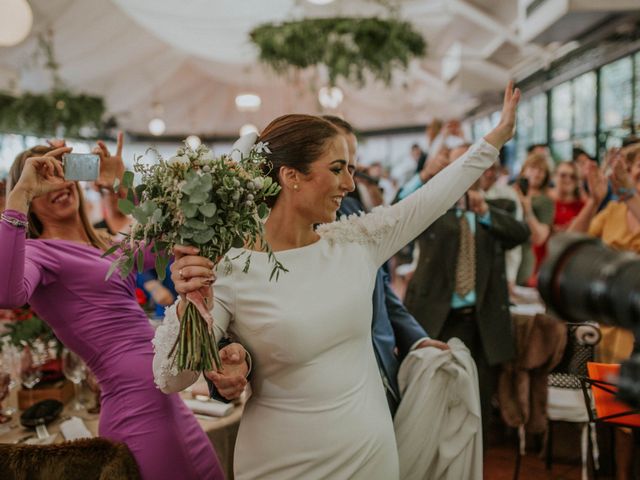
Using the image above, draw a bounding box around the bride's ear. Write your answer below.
[279,166,302,192]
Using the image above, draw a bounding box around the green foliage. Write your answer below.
[0,89,106,138]
[109,141,287,283]
[250,17,426,86]
[4,307,57,350]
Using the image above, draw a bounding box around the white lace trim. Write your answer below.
[317,205,398,245]
[152,300,181,391]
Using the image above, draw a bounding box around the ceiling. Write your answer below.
[0,0,632,138]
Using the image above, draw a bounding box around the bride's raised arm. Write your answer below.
[331,81,519,268]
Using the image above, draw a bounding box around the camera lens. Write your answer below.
[538,233,640,329]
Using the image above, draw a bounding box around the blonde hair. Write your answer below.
[8,145,110,251]
[623,144,640,169]
[520,152,551,189]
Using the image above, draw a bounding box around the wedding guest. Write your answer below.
[515,152,555,286]
[154,83,520,479]
[570,143,640,480]
[326,114,448,415]
[480,161,523,287]
[0,136,223,480]
[550,161,584,231]
[402,145,530,446]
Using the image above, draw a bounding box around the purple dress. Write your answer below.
[0,210,224,480]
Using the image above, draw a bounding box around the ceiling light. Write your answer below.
[307,0,335,4]
[235,93,261,112]
[318,86,343,109]
[0,0,33,47]
[186,135,201,149]
[148,118,166,136]
[239,124,259,137]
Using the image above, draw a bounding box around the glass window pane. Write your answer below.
[551,141,572,162]
[473,116,493,140]
[552,81,572,143]
[573,71,596,135]
[600,56,633,133]
[573,136,596,158]
[531,94,547,144]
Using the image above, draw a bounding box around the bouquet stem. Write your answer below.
[171,298,221,372]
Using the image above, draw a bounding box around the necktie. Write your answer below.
[454,214,476,297]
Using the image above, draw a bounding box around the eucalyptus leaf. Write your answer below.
[199,203,217,217]
[155,255,169,281]
[118,198,135,215]
[181,202,199,218]
[136,248,145,273]
[122,171,135,189]
[258,202,269,219]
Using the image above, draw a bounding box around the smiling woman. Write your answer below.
[1,137,224,479]
[154,81,520,480]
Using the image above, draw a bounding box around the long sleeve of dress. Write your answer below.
[152,265,236,393]
[318,139,499,268]
[368,139,498,267]
[0,210,44,308]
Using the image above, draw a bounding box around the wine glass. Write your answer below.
[61,349,86,411]
[20,361,42,409]
[0,342,21,415]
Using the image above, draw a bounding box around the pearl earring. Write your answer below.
[293,184,299,190]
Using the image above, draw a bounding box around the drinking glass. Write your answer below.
[61,349,86,411]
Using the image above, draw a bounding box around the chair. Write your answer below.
[0,437,141,480]
[578,362,640,479]
[545,322,602,480]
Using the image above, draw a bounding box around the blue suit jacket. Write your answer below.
[340,197,428,414]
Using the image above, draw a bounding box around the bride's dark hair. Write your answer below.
[258,114,340,206]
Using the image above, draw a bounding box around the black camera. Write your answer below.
[538,233,640,407]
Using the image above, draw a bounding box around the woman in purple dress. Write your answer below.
[0,138,223,480]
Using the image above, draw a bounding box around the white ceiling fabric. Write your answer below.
[0,0,569,137]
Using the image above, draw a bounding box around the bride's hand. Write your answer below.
[171,245,216,316]
[484,80,521,150]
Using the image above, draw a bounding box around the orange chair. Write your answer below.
[584,362,640,428]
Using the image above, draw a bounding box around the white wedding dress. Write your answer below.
[153,139,499,480]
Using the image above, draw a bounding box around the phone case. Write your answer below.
[63,154,100,181]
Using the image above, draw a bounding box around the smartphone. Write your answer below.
[517,177,529,196]
[63,153,100,181]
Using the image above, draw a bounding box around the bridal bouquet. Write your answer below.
[106,136,286,371]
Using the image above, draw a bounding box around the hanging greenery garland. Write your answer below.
[250,17,426,86]
[0,90,105,138]
[0,33,108,138]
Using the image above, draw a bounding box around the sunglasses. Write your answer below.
[557,172,578,180]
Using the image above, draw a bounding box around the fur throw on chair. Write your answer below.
[498,313,567,433]
[0,437,140,480]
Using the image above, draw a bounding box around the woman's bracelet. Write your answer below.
[0,213,28,229]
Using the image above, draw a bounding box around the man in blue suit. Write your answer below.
[326,115,448,415]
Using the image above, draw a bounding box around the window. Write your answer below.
[516,93,547,166]
[600,56,633,148]
[551,81,572,161]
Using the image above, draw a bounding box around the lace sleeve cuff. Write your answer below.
[152,300,199,393]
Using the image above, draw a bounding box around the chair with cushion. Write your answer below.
[0,437,140,480]
[546,322,602,480]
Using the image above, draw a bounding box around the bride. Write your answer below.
[154,82,520,480]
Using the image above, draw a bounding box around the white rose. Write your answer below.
[230,131,259,163]
[168,155,190,165]
[200,150,214,161]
